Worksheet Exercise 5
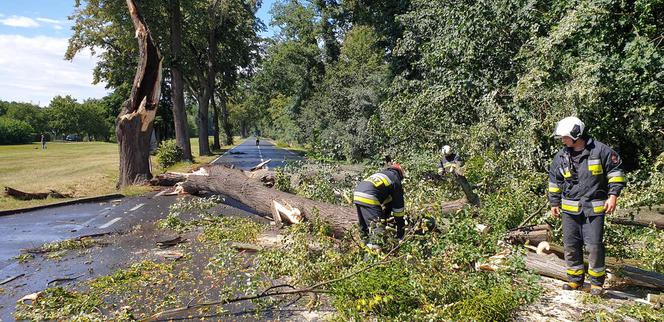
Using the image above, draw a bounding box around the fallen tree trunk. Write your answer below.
[150,173,188,186]
[183,166,357,237]
[182,166,470,237]
[4,187,71,200]
[611,206,664,230]
[525,251,664,290]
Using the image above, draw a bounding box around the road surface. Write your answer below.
[0,137,303,320]
[212,136,303,169]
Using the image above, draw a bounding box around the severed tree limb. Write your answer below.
[4,187,71,200]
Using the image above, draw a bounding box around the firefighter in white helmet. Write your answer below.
[437,145,462,175]
[548,116,626,296]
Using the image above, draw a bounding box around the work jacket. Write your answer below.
[353,168,405,217]
[548,138,626,216]
[439,154,461,172]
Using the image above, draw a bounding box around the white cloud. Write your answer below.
[36,18,63,24]
[0,35,108,106]
[0,15,40,28]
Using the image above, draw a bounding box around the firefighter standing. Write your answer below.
[353,164,406,249]
[548,116,626,295]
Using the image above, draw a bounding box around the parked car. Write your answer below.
[65,134,82,142]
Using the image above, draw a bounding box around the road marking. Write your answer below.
[129,203,144,211]
[99,217,122,229]
[212,137,251,164]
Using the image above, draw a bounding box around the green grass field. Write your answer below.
[0,137,241,211]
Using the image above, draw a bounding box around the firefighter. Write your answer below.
[353,163,406,250]
[437,145,462,175]
[548,116,626,296]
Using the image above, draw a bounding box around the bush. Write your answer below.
[155,140,183,169]
[0,117,34,144]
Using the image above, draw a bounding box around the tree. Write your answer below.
[168,0,193,161]
[116,0,163,187]
[46,95,84,138]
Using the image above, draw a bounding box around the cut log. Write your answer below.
[4,187,71,200]
[524,251,664,290]
[611,205,664,230]
[506,224,552,245]
[648,293,664,305]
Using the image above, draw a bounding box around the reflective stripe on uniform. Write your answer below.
[588,159,603,175]
[561,199,580,212]
[548,182,561,193]
[561,167,572,179]
[566,264,584,276]
[353,192,380,206]
[392,207,404,217]
[566,269,584,276]
[591,200,605,213]
[607,171,626,183]
[365,173,392,187]
[588,267,606,277]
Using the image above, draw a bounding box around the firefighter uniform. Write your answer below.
[438,153,462,174]
[353,167,405,243]
[548,138,626,286]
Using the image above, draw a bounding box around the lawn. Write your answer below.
[0,137,242,211]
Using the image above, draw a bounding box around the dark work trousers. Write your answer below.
[356,205,387,244]
[562,212,606,286]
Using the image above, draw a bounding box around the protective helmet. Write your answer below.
[441,145,452,156]
[553,116,585,140]
[388,163,405,179]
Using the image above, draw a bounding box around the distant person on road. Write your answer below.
[40,134,46,149]
[353,163,406,251]
[256,136,260,146]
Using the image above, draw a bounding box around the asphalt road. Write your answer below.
[0,137,303,320]
[212,136,303,169]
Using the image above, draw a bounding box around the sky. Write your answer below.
[0,0,277,107]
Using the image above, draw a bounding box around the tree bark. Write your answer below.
[218,89,233,145]
[117,0,163,187]
[611,206,664,230]
[525,252,664,290]
[168,0,192,162]
[198,92,211,155]
[211,92,221,150]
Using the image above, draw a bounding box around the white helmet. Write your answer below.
[553,116,585,140]
[441,145,452,155]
